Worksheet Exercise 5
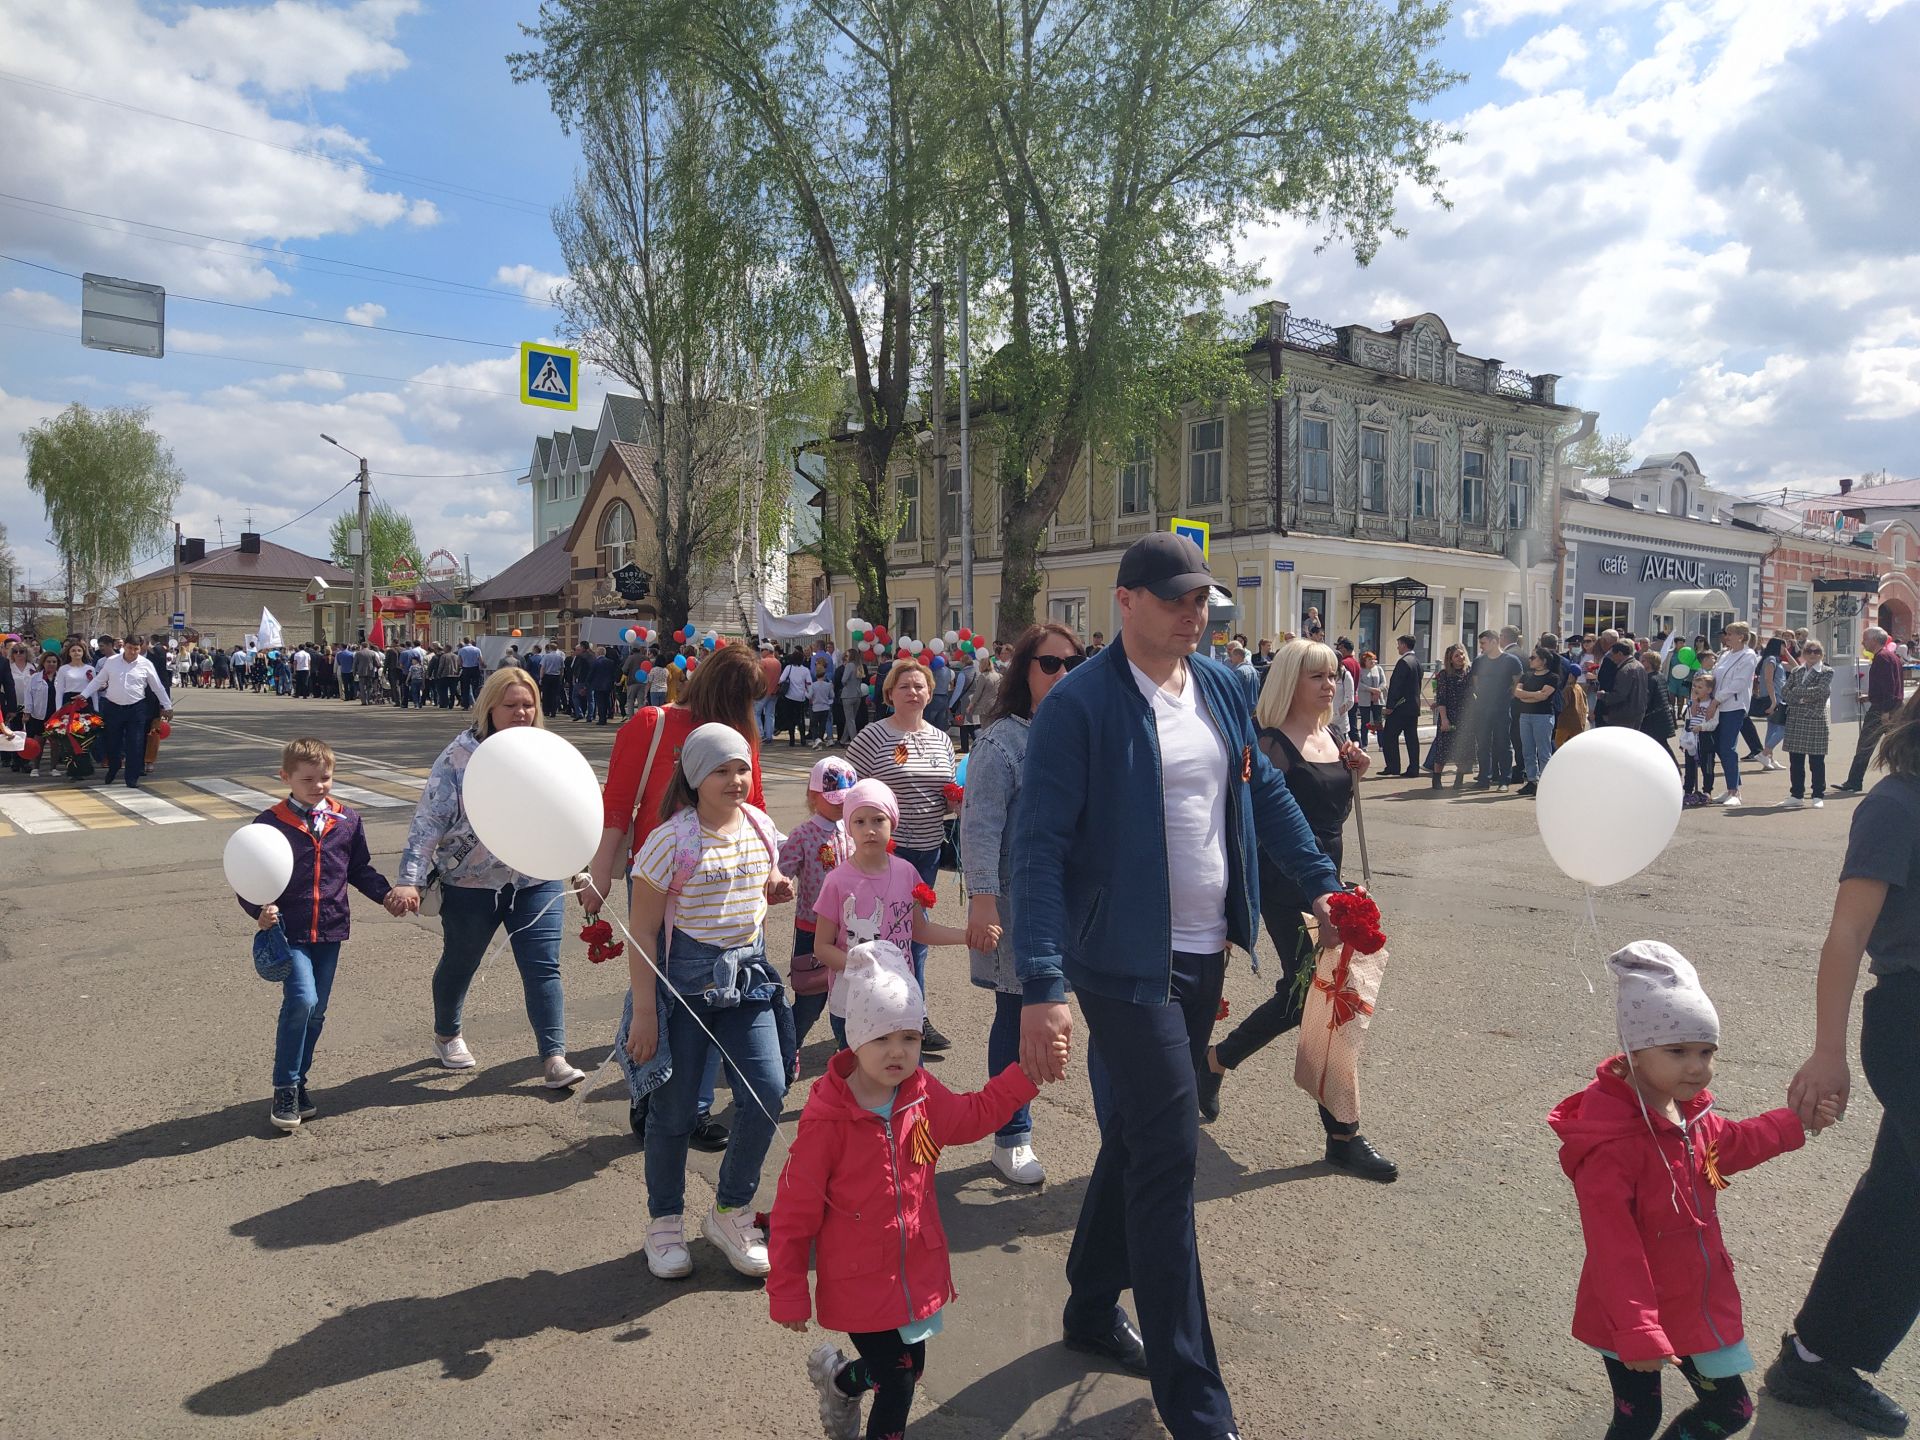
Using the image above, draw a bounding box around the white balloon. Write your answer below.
[927,637,946,654]
[1535,727,1683,888]
[943,630,960,647]
[1670,663,1691,680]
[224,824,294,906]
[463,727,603,881]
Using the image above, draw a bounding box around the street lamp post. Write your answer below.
[320,434,372,642]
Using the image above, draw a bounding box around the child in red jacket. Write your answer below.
[769,939,1039,1439]
[1550,941,1836,1440]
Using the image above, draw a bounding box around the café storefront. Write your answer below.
[1559,495,1771,643]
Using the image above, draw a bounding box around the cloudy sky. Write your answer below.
[1,0,1913,593]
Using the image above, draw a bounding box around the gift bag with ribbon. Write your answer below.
[1292,891,1389,1128]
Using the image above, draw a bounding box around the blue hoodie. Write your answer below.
[1011,631,1340,1005]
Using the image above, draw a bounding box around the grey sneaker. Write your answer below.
[270,1087,301,1131]
[807,1343,863,1440]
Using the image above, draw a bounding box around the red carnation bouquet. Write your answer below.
[579,918,625,965]
[912,882,938,909]
[942,781,965,808]
[1292,887,1390,1126]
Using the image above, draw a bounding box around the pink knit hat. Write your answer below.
[838,778,899,830]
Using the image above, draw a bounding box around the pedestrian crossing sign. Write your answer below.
[1169,516,1211,561]
[520,341,579,411]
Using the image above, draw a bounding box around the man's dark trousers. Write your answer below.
[1380,703,1420,774]
[1066,950,1235,1440]
[100,698,150,786]
[1841,706,1892,791]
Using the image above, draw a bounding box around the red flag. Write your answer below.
[367,618,387,648]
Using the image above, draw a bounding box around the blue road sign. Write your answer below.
[520,341,579,411]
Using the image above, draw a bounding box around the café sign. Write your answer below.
[1641,555,1737,589]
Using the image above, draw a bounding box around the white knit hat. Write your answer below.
[1610,940,1721,1052]
[841,940,924,1051]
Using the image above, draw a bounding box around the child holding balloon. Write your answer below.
[232,738,402,1132]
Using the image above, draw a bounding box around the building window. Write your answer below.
[598,500,636,575]
[1359,426,1387,512]
[1582,597,1631,634]
[1300,419,1331,505]
[1507,602,1524,630]
[1412,439,1437,518]
[1048,594,1088,638]
[1355,603,1381,658]
[1670,479,1688,515]
[547,472,561,503]
[1461,598,1482,647]
[1301,586,1329,636]
[1506,455,1532,529]
[546,526,563,541]
[1702,609,1736,644]
[939,464,962,540]
[1119,436,1154,516]
[1784,586,1811,634]
[895,472,919,542]
[1411,598,1434,665]
[1188,418,1223,508]
[1462,449,1487,525]
[892,603,919,639]
[567,468,580,500]
[519,611,536,632]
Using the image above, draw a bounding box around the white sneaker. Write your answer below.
[991,1142,1046,1186]
[1720,793,1742,807]
[543,1054,586,1088]
[807,1343,864,1440]
[644,1215,693,1278]
[433,1035,476,1069]
[1780,797,1804,809]
[1812,798,1825,808]
[1763,756,1781,771]
[703,1205,771,1276]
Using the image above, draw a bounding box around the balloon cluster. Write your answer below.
[846,619,984,665]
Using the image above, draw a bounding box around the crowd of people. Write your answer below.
[0,632,175,786]
[215,532,1920,1440]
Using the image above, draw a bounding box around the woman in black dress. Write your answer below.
[1197,637,1397,1182]
[1429,643,1472,789]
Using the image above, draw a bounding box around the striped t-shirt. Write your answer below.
[848,719,957,850]
[631,808,774,948]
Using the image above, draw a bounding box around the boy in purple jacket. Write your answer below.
[241,738,400,1131]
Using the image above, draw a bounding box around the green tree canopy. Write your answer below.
[20,402,184,631]
[328,499,422,594]
[1569,430,1637,480]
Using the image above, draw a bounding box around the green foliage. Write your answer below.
[1569,430,1637,479]
[20,402,183,601]
[328,500,422,591]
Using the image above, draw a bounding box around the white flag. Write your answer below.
[256,607,284,649]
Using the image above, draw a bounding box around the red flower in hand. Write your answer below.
[1216,997,1230,1021]
[1324,890,1386,954]
[942,781,965,807]
[578,918,625,964]
[912,882,938,908]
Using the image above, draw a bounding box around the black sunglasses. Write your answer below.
[1033,654,1087,675]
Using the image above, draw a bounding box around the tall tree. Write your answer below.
[933,0,1460,633]
[515,0,955,629]
[1570,430,1636,479]
[20,402,184,635]
[328,499,422,596]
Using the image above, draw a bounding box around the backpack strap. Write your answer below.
[659,803,782,950]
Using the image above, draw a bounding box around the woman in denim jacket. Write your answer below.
[959,623,1084,1188]
[389,668,584,1089]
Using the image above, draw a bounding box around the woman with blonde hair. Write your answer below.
[389,666,585,1087]
[1429,643,1473,790]
[1196,639,1397,1182]
[848,654,958,1049]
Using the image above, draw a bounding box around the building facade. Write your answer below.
[119,535,353,648]
[819,302,1587,658]
[1558,490,1770,643]
[1785,475,1920,645]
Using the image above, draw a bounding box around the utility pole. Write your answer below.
[355,455,371,643]
[171,520,182,629]
[929,281,949,636]
[958,248,975,638]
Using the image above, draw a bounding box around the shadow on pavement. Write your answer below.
[0,1056,554,1198]
[926,1351,1162,1439]
[230,1134,626,1249]
[184,1251,716,1416]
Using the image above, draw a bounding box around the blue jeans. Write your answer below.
[432,881,567,1056]
[459,668,481,708]
[988,991,1032,1144]
[644,934,787,1218]
[1066,951,1233,1440]
[1713,706,1747,794]
[755,694,776,742]
[893,843,942,995]
[1519,713,1555,783]
[274,941,342,1088]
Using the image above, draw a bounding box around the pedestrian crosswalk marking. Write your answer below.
[188,777,285,810]
[96,787,203,825]
[38,788,136,830]
[355,768,426,791]
[0,793,81,834]
[324,780,408,809]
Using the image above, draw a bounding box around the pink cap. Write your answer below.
[808,755,858,804]
[838,778,900,829]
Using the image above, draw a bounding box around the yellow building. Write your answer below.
[819,303,1591,660]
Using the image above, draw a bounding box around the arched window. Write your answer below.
[598,500,636,575]
[1670,479,1688,515]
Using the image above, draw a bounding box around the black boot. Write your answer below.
[1764,1334,1910,1436]
[1326,1132,1398,1183]
[1196,1063,1223,1123]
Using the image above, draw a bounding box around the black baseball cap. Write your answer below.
[1116,532,1227,602]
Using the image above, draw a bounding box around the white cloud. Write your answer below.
[495,264,569,303]
[1499,25,1590,91]
[1465,0,1654,38]
[0,287,78,329]
[343,302,387,325]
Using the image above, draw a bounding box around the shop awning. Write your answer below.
[374,595,417,613]
[1349,576,1428,628]
[1651,587,1734,614]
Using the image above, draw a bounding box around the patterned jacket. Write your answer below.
[397,729,530,890]
[1783,663,1833,756]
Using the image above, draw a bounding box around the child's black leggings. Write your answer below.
[1602,1356,1753,1440]
[837,1329,925,1437]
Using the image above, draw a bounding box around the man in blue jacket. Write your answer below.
[1012,532,1344,1440]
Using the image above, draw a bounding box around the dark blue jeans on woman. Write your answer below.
[274,941,341,1088]
[892,843,943,991]
[1713,705,1748,794]
[987,990,1032,1145]
[432,880,567,1056]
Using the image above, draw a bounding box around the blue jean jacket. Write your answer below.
[1011,634,1340,1007]
[615,930,778,1102]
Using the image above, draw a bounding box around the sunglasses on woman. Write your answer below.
[1033,654,1087,675]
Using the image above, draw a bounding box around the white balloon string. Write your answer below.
[1563,885,1598,995]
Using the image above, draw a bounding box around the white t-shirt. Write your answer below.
[1130,659,1229,954]
[781,664,813,702]
[292,649,311,672]
[1713,645,1760,710]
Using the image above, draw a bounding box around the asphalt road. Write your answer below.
[0,687,1909,1439]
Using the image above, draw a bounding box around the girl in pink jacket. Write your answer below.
[1550,942,1835,1440]
[769,940,1037,1439]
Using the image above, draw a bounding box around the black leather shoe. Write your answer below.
[1196,1065,1223,1123]
[1064,1313,1149,1377]
[688,1110,729,1152]
[1765,1333,1910,1436]
[920,1020,952,1052]
[1326,1133,1398,1183]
